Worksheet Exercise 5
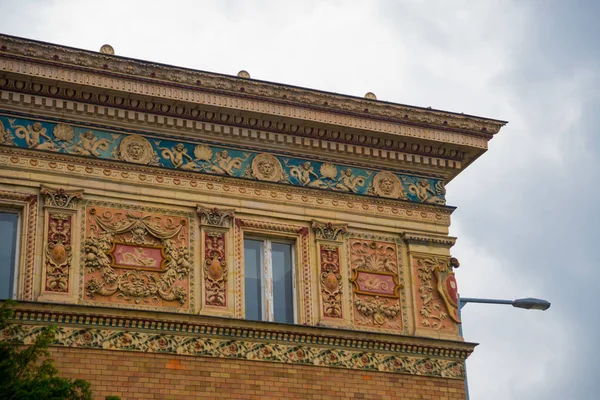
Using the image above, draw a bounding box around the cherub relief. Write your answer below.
[159,143,194,169]
[335,168,368,193]
[71,131,111,157]
[408,179,445,205]
[11,120,56,150]
[209,150,248,176]
[286,160,325,187]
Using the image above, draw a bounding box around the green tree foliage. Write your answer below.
[0,301,93,400]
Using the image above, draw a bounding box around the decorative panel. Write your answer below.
[197,206,235,312]
[39,186,83,299]
[80,202,194,312]
[312,221,347,323]
[348,238,406,333]
[0,114,446,205]
[413,256,461,331]
[43,213,73,293]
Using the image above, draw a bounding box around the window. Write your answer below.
[244,238,295,324]
[0,211,20,299]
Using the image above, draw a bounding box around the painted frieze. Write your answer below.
[349,238,404,332]
[414,256,461,331]
[0,113,446,205]
[81,202,194,311]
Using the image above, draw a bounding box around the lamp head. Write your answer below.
[512,298,551,311]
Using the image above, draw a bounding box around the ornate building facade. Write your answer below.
[0,35,505,399]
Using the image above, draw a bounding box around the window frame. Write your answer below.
[243,235,298,324]
[0,207,22,300]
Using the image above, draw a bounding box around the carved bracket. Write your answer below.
[197,205,235,228]
[312,220,347,242]
[40,185,84,209]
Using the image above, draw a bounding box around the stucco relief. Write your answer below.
[349,239,403,331]
[44,213,73,293]
[81,203,193,311]
[0,114,447,205]
[414,256,461,331]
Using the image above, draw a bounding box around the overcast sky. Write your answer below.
[1,1,598,399]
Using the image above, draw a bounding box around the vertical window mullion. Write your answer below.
[263,239,274,322]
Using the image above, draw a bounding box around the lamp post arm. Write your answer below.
[459,297,513,310]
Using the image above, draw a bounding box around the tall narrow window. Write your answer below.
[244,238,295,324]
[0,211,19,299]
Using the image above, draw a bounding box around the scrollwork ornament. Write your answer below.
[197,206,235,228]
[83,206,191,307]
[40,185,84,209]
[312,220,347,242]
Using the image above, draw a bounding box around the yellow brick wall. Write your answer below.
[50,347,466,400]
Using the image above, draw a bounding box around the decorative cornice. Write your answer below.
[0,82,479,168]
[0,34,506,138]
[3,303,475,380]
[403,233,457,247]
[40,184,83,209]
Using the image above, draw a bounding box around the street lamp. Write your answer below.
[458,295,551,400]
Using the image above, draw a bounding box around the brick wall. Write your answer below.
[50,347,466,400]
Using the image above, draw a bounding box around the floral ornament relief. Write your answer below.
[415,257,460,330]
[83,206,191,308]
[204,232,227,306]
[319,245,343,318]
[44,213,73,293]
[349,239,403,330]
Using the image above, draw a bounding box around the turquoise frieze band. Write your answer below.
[0,113,446,204]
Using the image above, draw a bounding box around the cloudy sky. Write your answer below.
[1,1,598,398]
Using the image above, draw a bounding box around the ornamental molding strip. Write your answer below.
[0,113,448,205]
[0,34,506,137]
[403,232,457,247]
[3,305,475,380]
[0,149,454,225]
